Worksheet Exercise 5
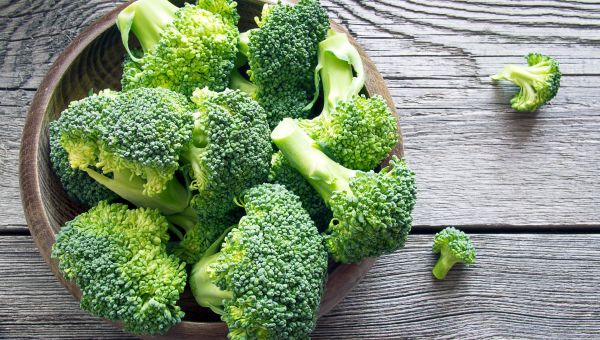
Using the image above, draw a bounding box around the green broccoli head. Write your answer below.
[117,0,239,95]
[272,118,416,263]
[299,30,397,171]
[268,151,331,230]
[230,0,330,128]
[51,201,187,334]
[189,183,328,340]
[49,92,118,207]
[432,227,476,280]
[491,52,561,112]
[56,87,192,216]
[185,88,272,220]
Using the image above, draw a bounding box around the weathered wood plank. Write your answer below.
[1,0,600,232]
[1,234,600,339]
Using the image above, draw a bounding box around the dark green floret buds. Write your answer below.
[491,52,561,112]
[52,202,187,334]
[190,183,328,340]
[432,227,476,280]
[272,118,416,263]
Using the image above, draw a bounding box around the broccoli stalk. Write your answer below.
[116,0,177,62]
[491,53,561,112]
[432,227,476,280]
[272,118,416,263]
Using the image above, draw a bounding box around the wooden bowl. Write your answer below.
[19,0,403,338]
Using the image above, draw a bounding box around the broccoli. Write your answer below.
[229,0,330,128]
[298,30,397,171]
[51,201,187,334]
[54,87,192,216]
[432,227,476,280]
[272,118,416,263]
[189,183,328,339]
[491,53,561,112]
[117,0,239,96]
[268,151,331,230]
[48,92,117,207]
[185,88,272,220]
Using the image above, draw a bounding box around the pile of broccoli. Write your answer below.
[49,0,425,337]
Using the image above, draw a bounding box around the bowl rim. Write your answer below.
[19,0,402,337]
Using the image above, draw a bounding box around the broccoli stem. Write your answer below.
[491,64,547,88]
[432,250,458,280]
[116,0,177,61]
[83,168,189,215]
[271,118,355,204]
[190,226,235,314]
[165,206,199,234]
[229,69,258,98]
[316,30,365,112]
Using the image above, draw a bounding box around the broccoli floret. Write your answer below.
[185,88,272,220]
[272,118,416,263]
[432,227,476,280]
[491,52,561,112]
[48,92,117,207]
[190,183,328,339]
[298,30,397,171]
[55,87,193,216]
[230,0,329,128]
[117,0,239,95]
[52,201,187,334]
[268,151,331,229]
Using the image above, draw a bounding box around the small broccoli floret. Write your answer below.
[298,30,397,171]
[432,227,476,280]
[269,151,331,229]
[230,0,329,128]
[185,88,272,220]
[272,118,416,263]
[52,201,187,334]
[491,52,561,112]
[55,87,193,216]
[117,0,239,95]
[48,92,117,207]
[189,183,328,340]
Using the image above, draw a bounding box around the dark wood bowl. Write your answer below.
[19,0,403,338]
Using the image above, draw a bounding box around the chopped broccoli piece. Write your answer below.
[432,227,476,280]
[268,151,331,230]
[189,183,328,340]
[491,52,561,112]
[185,88,272,220]
[52,201,187,334]
[298,30,397,171]
[54,87,193,216]
[230,0,330,128]
[272,118,416,263]
[48,91,117,207]
[117,0,239,95]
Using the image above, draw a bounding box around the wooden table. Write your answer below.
[2,0,599,338]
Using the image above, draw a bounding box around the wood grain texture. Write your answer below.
[2,234,600,339]
[1,0,600,233]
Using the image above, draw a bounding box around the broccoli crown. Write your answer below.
[301,95,397,171]
[49,123,117,207]
[269,151,331,229]
[242,0,329,128]
[186,88,272,220]
[51,202,187,334]
[99,87,193,195]
[272,118,416,263]
[491,52,561,112]
[190,183,328,340]
[299,30,397,171]
[196,0,239,24]
[53,89,118,170]
[118,0,239,95]
[432,227,476,280]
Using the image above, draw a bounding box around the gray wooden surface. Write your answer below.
[1,0,600,338]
